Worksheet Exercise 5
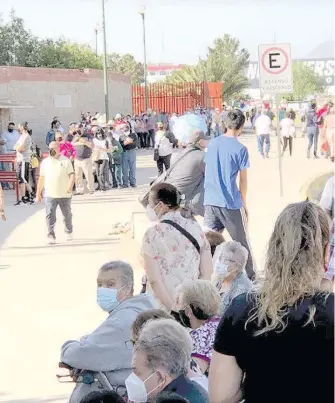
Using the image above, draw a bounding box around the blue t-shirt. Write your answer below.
[204,136,250,209]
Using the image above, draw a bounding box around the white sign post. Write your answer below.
[258,43,293,197]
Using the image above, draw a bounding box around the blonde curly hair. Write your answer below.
[247,201,330,335]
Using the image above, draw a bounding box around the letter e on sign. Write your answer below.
[258,43,293,94]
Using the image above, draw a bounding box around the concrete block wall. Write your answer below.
[0,67,132,150]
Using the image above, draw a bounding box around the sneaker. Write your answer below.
[74,192,84,196]
[47,235,56,245]
[14,200,23,206]
[66,233,73,242]
[130,184,137,188]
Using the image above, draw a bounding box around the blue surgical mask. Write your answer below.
[97,287,123,312]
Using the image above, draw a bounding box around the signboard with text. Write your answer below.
[258,43,293,94]
[246,58,335,88]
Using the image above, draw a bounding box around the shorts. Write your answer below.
[17,162,29,184]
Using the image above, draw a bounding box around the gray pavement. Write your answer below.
[0,135,333,402]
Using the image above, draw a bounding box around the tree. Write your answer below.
[282,62,324,101]
[0,11,143,81]
[0,10,39,66]
[167,34,250,102]
[108,53,144,84]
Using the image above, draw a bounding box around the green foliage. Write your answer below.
[283,62,324,101]
[167,34,250,102]
[108,53,144,84]
[0,10,143,81]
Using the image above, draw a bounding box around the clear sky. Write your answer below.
[2,0,334,64]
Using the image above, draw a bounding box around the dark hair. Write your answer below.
[80,391,124,403]
[66,134,74,142]
[8,122,15,126]
[225,109,246,130]
[51,119,59,128]
[132,309,172,342]
[150,183,181,208]
[205,231,225,256]
[154,392,189,403]
[95,128,105,138]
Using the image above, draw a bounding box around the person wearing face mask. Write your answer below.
[92,128,110,191]
[211,241,252,316]
[141,183,213,311]
[139,130,210,217]
[73,127,95,195]
[126,318,209,403]
[119,124,137,188]
[60,260,155,403]
[171,280,221,376]
[1,122,20,154]
[36,141,74,244]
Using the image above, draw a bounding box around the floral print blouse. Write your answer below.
[141,211,210,306]
[191,317,220,364]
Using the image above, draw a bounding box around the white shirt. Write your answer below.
[255,114,272,135]
[40,156,74,198]
[280,118,294,138]
[1,130,20,152]
[155,130,172,157]
[93,138,109,160]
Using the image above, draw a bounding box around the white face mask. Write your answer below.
[215,262,230,278]
[125,371,162,403]
[146,204,158,222]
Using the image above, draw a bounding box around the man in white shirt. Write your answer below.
[254,109,272,158]
[280,112,295,156]
[1,122,20,153]
[36,141,75,244]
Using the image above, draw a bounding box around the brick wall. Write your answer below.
[0,67,132,150]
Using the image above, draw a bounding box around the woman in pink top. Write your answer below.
[55,132,76,160]
[323,103,334,162]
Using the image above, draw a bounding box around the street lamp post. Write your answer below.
[139,8,148,111]
[94,27,98,57]
[101,0,109,122]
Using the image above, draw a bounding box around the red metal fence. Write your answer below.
[132,82,222,115]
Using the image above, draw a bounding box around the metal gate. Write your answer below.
[132,82,222,115]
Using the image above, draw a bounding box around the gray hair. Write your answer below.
[215,241,248,276]
[135,319,192,377]
[99,260,134,286]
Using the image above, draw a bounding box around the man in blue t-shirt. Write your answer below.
[204,109,255,280]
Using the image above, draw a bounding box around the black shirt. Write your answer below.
[119,133,137,151]
[214,292,334,403]
[73,135,93,160]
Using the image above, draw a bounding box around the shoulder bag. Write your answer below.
[138,148,198,208]
[161,219,200,254]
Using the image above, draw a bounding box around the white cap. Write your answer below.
[115,113,121,120]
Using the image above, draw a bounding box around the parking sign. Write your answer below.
[258,43,293,94]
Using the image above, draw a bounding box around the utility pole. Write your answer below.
[139,7,148,111]
[102,0,109,122]
[94,26,98,57]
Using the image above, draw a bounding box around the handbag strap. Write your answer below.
[164,148,198,179]
[161,219,200,254]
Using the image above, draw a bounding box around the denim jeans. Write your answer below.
[122,149,136,187]
[257,134,270,155]
[45,197,73,238]
[147,130,155,148]
[307,126,319,154]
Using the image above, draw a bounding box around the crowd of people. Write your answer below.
[0,104,334,402]
[250,100,334,160]
[53,109,334,403]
